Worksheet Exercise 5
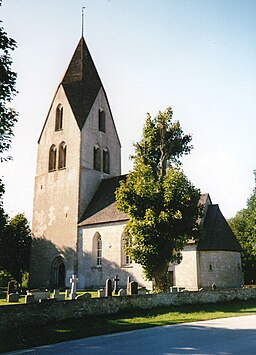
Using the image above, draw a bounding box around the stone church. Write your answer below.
[30,37,243,291]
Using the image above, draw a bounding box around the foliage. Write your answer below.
[0,0,18,162]
[229,172,256,284]
[0,213,32,284]
[0,0,18,206]
[116,108,201,291]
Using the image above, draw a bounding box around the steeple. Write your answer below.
[62,37,103,129]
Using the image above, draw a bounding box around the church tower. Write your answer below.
[30,37,121,288]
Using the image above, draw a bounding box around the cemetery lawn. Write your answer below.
[1,299,256,352]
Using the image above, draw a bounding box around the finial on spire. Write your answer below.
[82,6,86,37]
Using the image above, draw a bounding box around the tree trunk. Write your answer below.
[152,262,169,292]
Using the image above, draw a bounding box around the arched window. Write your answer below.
[97,236,102,267]
[48,145,57,172]
[98,108,106,132]
[103,148,110,174]
[122,235,131,266]
[58,141,67,169]
[93,233,102,267]
[55,104,63,131]
[93,145,101,171]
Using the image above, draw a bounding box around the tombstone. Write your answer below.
[56,293,65,301]
[130,281,138,295]
[126,276,131,295]
[69,274,78,300]
[118,288,126,297]
[212,283,217,290]
[7,293,19,303]
[25,294,35,304]
[75,292,91,300]
[65,289,71,299]
[98,289,105,298]
[113,275,119,295]
[105,278,112,297]
[170,287,178,293]
[27,290,50,301]
[6,281,17,299]
[53,289,60,298]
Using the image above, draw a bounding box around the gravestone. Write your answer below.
[7,293,19,303]
[6,281,17,299]
[53,289,60,298]
[212,283,217,290]
[70,274,78,300]
[170,287,178,293]
[113,275,119,295]
[65,289,71,299]
[130,281,138,295]
[126,276,131,295]
[27,290,50,301]
[25,294,35,303]
[118,288,126,297]
[98,289,105,298]
[105,278,112,297]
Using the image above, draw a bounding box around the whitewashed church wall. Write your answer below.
[198,251,244,288]
[79,88,121,220]
[79,222,153,290]
[31,85,81,287]
[171,244,199,290]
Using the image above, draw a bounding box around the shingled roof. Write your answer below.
[198,204,242,252]
[79,175,242,253]
[79,175,128,226]
[61,37,103,129]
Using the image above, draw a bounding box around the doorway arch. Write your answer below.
[50,256,66,288]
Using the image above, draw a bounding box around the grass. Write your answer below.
[0,291,98,306]
[1,299,256,353]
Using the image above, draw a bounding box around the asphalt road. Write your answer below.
[6,315,256,355]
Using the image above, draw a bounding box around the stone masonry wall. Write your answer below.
[1,288,256,332]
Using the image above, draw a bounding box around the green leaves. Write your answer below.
[116,108,201,290]
[0,3,18,163]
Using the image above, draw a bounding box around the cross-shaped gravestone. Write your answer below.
[70,274,78,300]
[113,275,119,295]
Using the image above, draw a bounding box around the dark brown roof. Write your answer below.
[79,175,128,226]
[198,204,242,252]
[61,37,103,129]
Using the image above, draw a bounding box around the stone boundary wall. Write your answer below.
[1,288,256,331]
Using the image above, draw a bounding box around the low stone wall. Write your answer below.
[1,288,256,332]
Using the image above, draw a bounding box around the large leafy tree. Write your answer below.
[0,213,32,284]
[0,0,18,201]
[116,107,201,291]
[229,172,256,284]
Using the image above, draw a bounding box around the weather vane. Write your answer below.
[82,6,86,36]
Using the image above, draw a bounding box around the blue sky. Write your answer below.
[1,0,256,221]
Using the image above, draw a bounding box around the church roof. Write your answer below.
[79,175,129,226]
[198,204,242,252]
[61,37,103,129]
[79,175,242,253]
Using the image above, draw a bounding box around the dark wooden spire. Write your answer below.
[62,37,103,129]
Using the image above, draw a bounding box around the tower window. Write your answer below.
[55,104,63,131]
[48,145,57,172]
[93,145,101,171]
[58,141,67,169]
[98,109,106,132]
[103,148,110,174]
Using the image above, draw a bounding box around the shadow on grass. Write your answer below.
[1,299,256,353]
